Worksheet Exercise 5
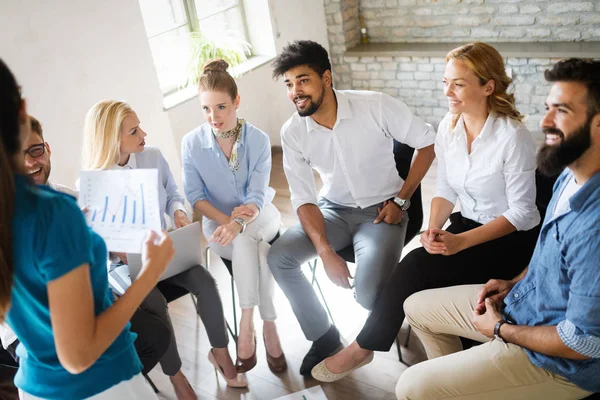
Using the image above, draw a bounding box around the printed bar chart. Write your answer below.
[78,169,161,253]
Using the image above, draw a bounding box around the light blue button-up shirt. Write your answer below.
[181,122,273,218]
[503,169,600,392]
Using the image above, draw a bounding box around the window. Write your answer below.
[138,0,251,96]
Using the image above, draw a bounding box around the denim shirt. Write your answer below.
[503,169,600,392]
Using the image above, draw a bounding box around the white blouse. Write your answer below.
[434,113,540,231]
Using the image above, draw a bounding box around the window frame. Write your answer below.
[142,0,252,96]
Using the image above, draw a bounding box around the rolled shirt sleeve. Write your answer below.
[182,136,209,208]
[281,124,318,211]
[244,134,271,210]
[433,121,458,205]
[501,127,540,231]
[379,93,436,149]
[557,231,600,358]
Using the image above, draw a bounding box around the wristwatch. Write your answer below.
[392,197,411,211]
[494,319,508,343]
[232,217,247,234]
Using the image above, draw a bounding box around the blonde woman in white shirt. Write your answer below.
[312,42,541,383]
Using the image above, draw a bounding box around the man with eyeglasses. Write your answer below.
[21,115,78,196]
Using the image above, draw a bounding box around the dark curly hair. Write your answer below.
[545,58,600,118]
[272,40,331,79]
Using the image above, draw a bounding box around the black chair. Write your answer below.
[306,140,424,365]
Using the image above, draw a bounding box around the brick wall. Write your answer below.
[344,54,558,133]
[322,0,600,135]
[360,0,600,43]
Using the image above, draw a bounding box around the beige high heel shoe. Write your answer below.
[208,349,249,388]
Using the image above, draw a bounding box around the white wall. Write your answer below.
[0,0,179,187]
[0,0,329,186]
[167,0,330,151]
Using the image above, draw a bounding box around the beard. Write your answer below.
[295,86,325,117]
[537,118,592,177]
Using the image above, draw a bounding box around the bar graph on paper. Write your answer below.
[78,169,161,253]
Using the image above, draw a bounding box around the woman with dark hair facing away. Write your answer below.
[182,59,286,375]
[312,42,541,381]
[0,58,174,399]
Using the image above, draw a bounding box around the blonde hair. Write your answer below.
[82,100,133,170]
[198,59,238,100]
[446,42,523,129]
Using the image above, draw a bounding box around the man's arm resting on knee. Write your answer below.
[500,324,592,360]
[297,204,332,255]
[297,204,352,288]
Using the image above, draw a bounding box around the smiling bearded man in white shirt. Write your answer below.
[267,40,436,376]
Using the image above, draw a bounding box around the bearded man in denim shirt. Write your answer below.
[395,58,600,400]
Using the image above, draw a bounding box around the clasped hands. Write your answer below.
[420,228,468,256]
[208,204,255,246]
[472,279,516,338]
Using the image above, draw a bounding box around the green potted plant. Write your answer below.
[185,31,251,87]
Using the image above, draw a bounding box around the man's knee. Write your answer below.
[395,363,436,400]
[267,236,302,275]
[403,290,433,325]
[187,265,219,295]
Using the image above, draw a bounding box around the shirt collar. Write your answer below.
[453,113,496,141]
[305,89,353,133]
[201,122,246,152]
[114,153,136,169]
[479,114,497,140]
[568,169,600,211]
[125,153,137,169]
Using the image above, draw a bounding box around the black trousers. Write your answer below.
[356,212,540,351]
[129,306,171,375]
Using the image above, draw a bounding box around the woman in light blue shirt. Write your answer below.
[82,100,247,393]
[182,60,286,374]
[0,60,173,399]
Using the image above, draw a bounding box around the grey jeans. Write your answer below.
[268,198,408,341]
[140,265,228,376]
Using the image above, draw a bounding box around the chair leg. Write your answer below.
[231,276,238,344]
[144,374,159,394]
[396,324,412,367]
[309,259,336,326]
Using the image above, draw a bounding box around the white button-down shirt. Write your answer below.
[434,113,540,231]
[281,89,436,210]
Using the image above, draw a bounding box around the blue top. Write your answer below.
[503,169,600,392]
[7,175,141,400]
[181,122,273,216]
[115,146,186,229]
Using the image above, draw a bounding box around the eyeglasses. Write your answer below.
[24,143,46,158]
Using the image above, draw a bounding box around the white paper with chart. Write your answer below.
[78,169,161,253]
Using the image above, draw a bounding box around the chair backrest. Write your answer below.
[393,140,424,245]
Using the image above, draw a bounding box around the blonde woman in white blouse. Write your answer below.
[312,42,542,383]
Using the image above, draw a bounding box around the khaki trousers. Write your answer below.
[395,284,592,400]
